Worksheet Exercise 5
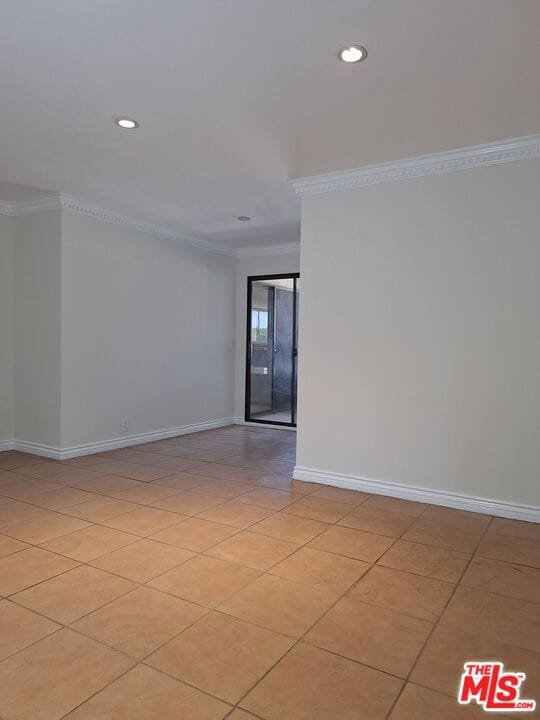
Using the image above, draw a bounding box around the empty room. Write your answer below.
[0,2,539,719]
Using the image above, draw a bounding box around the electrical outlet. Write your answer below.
[121,418,130,433]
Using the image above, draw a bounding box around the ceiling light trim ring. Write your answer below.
[338,44,367,64]
[115,117,139,129]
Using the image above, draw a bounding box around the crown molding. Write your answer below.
[236,242,301,257]
[290,134,540,197]
[58,194,236,257]
[0,191,298,258]
[0,191,237,257]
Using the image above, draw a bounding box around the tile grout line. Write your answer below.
[223,493,434,714]
[2,497,537,605]
[229,501,510,714]
[1,430,537,720]
[2,466,384,715]
[381,513,496,719]
[54,615,233,720]
[3,476,324,669]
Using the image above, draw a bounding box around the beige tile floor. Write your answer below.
[0,424,538,719]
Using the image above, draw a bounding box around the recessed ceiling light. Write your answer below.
[237,216,251,222]
[338,44,367,64]
[115,117,139,129]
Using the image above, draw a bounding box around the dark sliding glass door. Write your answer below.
[245,273,299,427]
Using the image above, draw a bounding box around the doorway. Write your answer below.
[245,273,299,427]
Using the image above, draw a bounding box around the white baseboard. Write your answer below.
[293,466,540,523]
[2,417,236,461]
[0,440,14,452]
[11,440,61,459]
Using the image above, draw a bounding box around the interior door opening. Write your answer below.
[245,273,299,427]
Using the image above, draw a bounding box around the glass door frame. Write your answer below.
[245,273,300,428]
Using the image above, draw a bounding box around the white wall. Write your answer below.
[234,252,300,419]
[297,158,540,512]
[0,215,14,443]
[60,211,236,449]
[2,204,297,454]
[13,211,62,447]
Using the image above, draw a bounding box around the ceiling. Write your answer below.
[1,1,538,249]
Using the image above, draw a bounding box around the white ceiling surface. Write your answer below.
[1,1,539,249]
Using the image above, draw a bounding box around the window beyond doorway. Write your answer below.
[245,273,299,427]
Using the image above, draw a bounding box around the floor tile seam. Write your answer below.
[200,537,300,573]
[235,637,411,717]
[6,516,160,550]
[336,516,421,541]
[28,497,197,533]
[304,542,398,565]
[31,522,143,550]
[7,574,140,632]
[306,492,406,558]
[4,510,287,567]
[473,548,540,570]
[374,557,467,584]
[6,544,243,638]
[339,504,427,527]
[258,481,315,494]
[231,543,405,712]
[63,595,214,664]
[480,529,540,543]
[49,628,245,720]
[353,503,438,591]
[0,463,56,476]
[374,501,486,719]
[0,544,31,560]
[145,561,268,608]
[136,657,243,713]
[1,562,83,600]
[5,581,222,681]
[203,504,356,573]
[146,521,249,551]
[381,514,497,719]
[207,490,308,510]
[185,487,294,506]
[20,535,142,570]
[342,570,458,624]
[54,661,148,720]
[0,473,178,505]
[377,531,488,554]
[205,515,314,555]
[456,575,540,605]
[391,678,518,718]
[0,616,66,665]
[4,543,205,602]
[190,507,282,531]
[244,520,330,546]
[0,482,83,500]
[0,497,147,526]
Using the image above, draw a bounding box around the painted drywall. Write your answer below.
[297,158,540,509]
[0,215,14,442]
[60,210,236,449]
[234,252,301,420]
[2,203,295,453]
[13,211,62,447]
